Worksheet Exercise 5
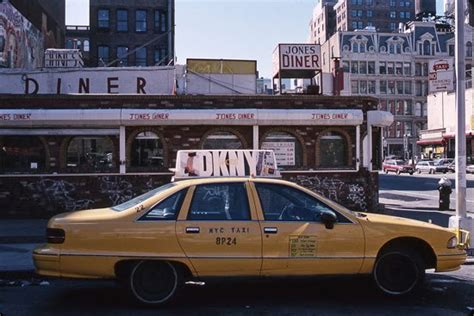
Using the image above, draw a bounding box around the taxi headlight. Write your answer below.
[447,236,458,249]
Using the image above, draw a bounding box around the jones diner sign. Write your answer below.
[0,109,364,127]
[273,44,321,77]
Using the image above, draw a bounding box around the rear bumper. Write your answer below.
[436,253,467,272]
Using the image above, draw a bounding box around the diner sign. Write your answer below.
[428,58,454,93]
[273,44,321,77]
[174,150,280,179]
[0,109,364,127]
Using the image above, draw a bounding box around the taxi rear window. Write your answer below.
[112,182,177,212]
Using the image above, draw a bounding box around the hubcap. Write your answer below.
[375,253,418,295]
[131,261,178,304]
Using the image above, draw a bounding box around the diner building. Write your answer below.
[0,91,392,218]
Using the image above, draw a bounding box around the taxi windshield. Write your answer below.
[112,182,177,212]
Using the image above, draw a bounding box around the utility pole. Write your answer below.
[449,0,474,250]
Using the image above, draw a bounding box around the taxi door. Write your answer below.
[175,181,262,277]
[250,181,365,276]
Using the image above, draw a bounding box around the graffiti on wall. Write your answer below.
[99,176,134,205]
[289,175,368,211]
[0,3,44,68]
[24,179,94,213]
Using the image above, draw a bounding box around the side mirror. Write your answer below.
[321,210,337,229]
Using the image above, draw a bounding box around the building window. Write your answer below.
[154,10,167,33]
[404,81,412,94]
[359,61,367,74]
[351,80,359,94]
[396,62,403,75]
[422,63,428,76]
[367,10,373,17]
[380,80,387,94]
[116,46,128,66]
[202,131,243,149]
[98,9,110,29]
[387,62,394,74]
[261,131,303,167]
[66,137,115,172]
[396,44,402,54]
[390,0,396,6]
[366,0,373,4]
[405,1,411,6]
[351,61,359,74]
[406,12,411,19]
[343,61,350,72]
[379,62,386,74]
[358,21,363,29]
[319,131,348,168]
[448,44,455,56]
[360,80,367,94]
[135,47,147,66]
[368,61,375,74]
[396,81,403,94]
[97,45,109,65]
[400,1,405,6]
[352,21,358,29]
[154,47,168,65]
[415,63,421,76]
[352,10,357,17]
[415,81,422,96]
[388,81,395,94]
[368,80,376,94]
[0,136,46,173]
[403,62,411,75]
[404,100,413,115]
[400,12,405,18]
[131,131,165,169]
[390,11,396,18]
[389,44,395,54]
[390,23,397,31]
[135,10,147,32]
[117,9,128,32]
[467,42,473,57]
[423,40,431,55]
[84,40,90,52]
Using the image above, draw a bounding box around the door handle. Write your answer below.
[264,227,278,234]
[186,227,200,234]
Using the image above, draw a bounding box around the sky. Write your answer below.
[66,0,445,78]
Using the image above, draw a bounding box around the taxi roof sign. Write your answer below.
[173,150,280,180]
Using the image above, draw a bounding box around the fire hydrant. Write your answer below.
[438,177,452,211]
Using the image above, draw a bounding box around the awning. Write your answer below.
[443,131,474,139]
[416,138,445,145]
[0,109,365,127]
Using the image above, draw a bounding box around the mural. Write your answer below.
[0,2,43,69]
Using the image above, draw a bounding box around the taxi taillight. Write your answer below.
[47,228,65,244]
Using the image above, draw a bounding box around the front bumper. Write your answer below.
[436,253,467,272]
[33,246,61,277]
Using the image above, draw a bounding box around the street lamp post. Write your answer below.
[449,0,474,251]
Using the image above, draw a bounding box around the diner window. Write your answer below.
[98,9,110,29]
[135,47,147,66]
[135,10,147,32]
[97,45,109,65]
[202,131,243,149]
[0,136,46,173]
[66,137,115,172]
[319,131,349,168]
[154,10,167,32]
[261,131,303,167]
[116,46,128,66]
[131,131,165,169]
[117,9,128,32]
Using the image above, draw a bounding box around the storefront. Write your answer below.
[0,94,391,217]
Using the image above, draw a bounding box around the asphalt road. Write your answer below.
[1,266,473,316]
[379,172,474,220]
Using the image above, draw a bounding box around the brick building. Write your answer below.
[89,0,174,67]
[0,94,392,217]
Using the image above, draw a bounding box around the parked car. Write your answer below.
[415,161,449,174]
[34,177,468,305]
[447,162,455,173]
[434,158,454,166]
[382,159,414,175]
[467,165,474,174]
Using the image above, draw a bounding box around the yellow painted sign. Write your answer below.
[187,59,256,74]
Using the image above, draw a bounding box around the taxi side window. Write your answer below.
[255,183,349,223]
[141,189,187,221]
[188,183,250,221]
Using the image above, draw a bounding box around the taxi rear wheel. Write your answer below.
[129,260,181,306]
[373,250,425,296]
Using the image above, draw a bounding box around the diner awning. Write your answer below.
[416,138,445,145]
[0,109,365,127]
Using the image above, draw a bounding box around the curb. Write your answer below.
[0,269,36,280]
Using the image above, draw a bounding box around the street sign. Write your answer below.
[428,58,454,93]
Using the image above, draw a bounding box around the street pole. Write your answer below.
[449,0,473,249]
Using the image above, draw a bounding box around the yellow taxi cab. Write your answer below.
[33,150,469,306]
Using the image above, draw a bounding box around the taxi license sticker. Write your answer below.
[289,235,317,257]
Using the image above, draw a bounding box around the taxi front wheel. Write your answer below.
[129,260,181,306]
[373,250,425,296]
